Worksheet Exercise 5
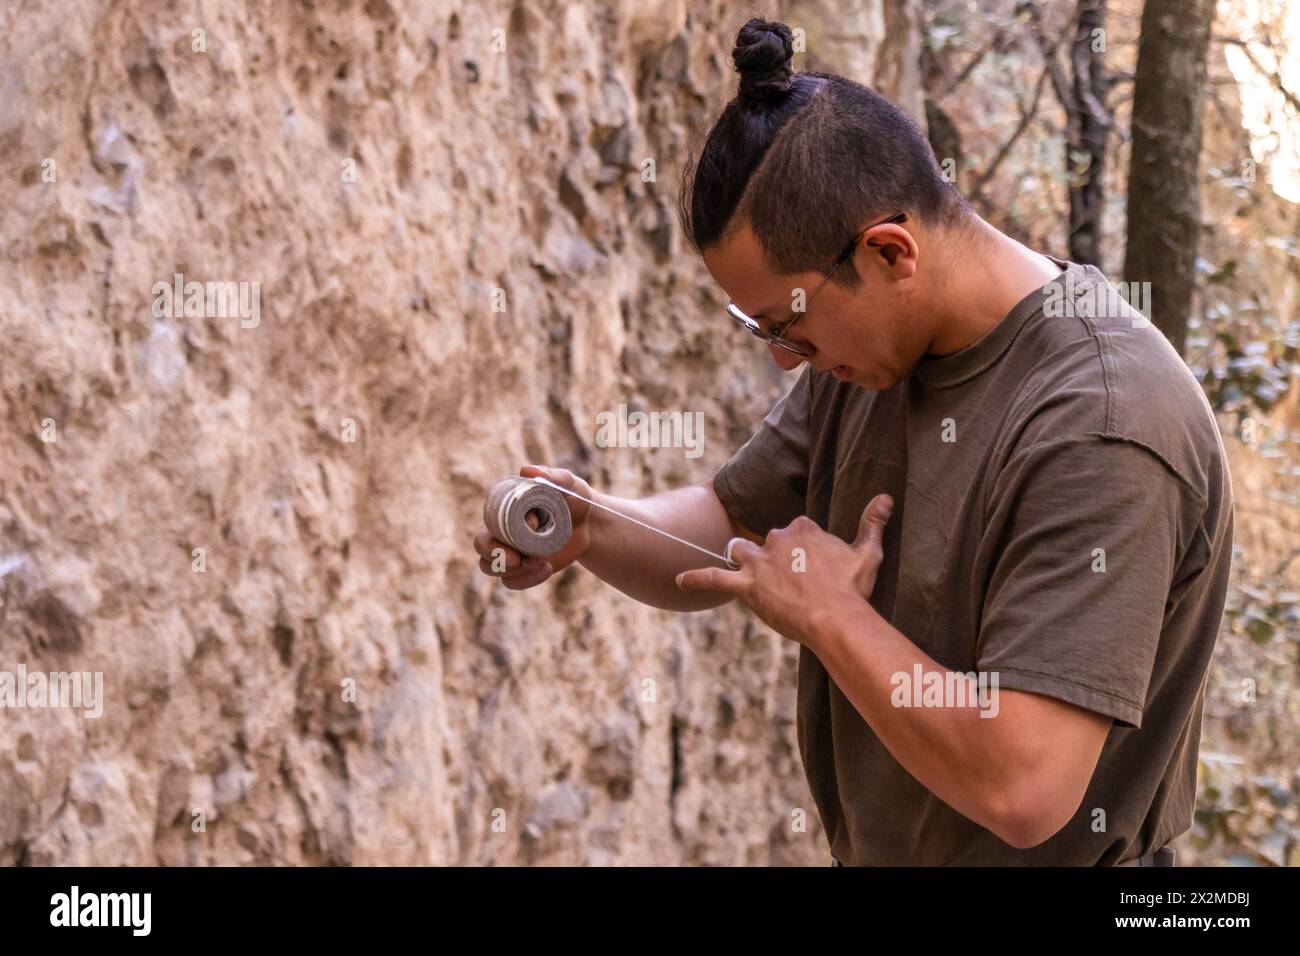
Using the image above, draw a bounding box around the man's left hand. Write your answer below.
[676,494,894,647]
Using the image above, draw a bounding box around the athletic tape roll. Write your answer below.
[483,477,573,557]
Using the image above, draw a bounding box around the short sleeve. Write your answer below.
[711,365,812,535]
[975,436,1186,729]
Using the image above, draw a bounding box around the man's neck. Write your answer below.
[924,218,1065,357]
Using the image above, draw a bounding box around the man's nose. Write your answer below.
[768,342,806,372]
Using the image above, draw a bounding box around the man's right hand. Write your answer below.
[474,465,594,590]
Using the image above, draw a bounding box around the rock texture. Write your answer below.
[0,1,922,864]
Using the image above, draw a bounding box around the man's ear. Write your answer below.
[858,222,918,280]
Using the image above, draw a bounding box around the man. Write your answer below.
[473,18,1234,865]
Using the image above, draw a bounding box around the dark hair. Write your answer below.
[679,17,968,286]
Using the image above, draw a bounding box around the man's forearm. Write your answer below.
[808,596,1028,844]
[578,482,741,612]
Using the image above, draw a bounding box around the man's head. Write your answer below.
[679,17,977,389]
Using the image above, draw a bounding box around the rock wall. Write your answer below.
[0,1,922,864]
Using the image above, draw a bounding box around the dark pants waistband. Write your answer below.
[829,845,1176,866]
[1116,846,1176,867]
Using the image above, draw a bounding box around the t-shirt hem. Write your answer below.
[988,665,1144,729]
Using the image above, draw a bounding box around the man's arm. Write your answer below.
[578,480,760,613]
[676,478,1138,851]
[812,599,1112,849]
[706,434,1183,850]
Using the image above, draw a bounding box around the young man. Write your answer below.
[474,19,1234,865]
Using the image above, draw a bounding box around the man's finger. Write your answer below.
[474,530,523,567]
[726,537,762,567]
[853,493,894,553]
[480,556,543,578]
[501,562,553,590]
[676,567,746,594]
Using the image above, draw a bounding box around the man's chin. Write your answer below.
[830,364,895,391]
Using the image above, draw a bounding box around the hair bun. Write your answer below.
[732,17,794,107]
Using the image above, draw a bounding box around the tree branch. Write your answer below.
[1215,35,1300,116]
[971,64,1052,199]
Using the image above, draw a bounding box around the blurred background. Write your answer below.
[0,0,1295,866]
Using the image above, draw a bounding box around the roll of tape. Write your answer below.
[483,477,573,557]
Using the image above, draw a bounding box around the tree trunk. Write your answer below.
[1123,0,1217,356]
[1068,0,1107,266]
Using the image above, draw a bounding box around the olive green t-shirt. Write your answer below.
[711,258,1235,865]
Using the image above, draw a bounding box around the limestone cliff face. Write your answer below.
[0,2,920,864]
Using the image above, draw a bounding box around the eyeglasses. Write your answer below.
[726,211,908,357]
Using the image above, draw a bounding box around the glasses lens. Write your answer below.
[727,304,809,356]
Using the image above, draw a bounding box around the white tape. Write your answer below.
[484,475,741,569]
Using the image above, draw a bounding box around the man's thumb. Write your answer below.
[854,494,894,551]
[526,466,582,499]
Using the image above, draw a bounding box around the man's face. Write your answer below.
[702,221,930,390]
